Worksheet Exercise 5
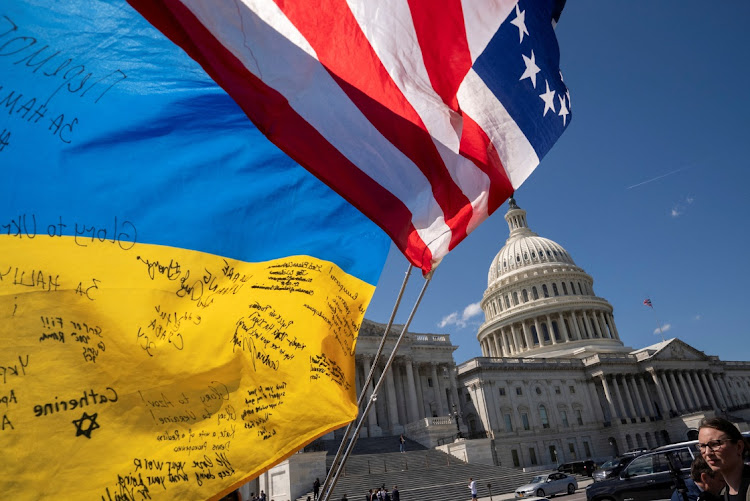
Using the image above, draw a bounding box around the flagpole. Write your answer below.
[321,271,433,501]
[644,298,665,342]
[320,263,413,500]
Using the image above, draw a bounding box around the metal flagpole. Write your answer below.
[321,271,433,501]
[644,298,665,342]
[319,263,413,500]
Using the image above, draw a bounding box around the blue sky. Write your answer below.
[365,0,750,365]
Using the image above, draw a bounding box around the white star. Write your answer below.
[558,95,569,126]
[539,80,556,116]
[510,4,529,44]
[520,50,541,88]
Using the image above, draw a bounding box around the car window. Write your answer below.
[531,476,544,483]
[625,455,654,476]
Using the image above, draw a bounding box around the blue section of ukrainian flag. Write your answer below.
[0,0,389,285]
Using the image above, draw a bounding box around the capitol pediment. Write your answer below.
[650,339,708,362]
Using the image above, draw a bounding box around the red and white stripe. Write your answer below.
[129,0,537,273]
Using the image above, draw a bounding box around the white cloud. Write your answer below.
[654,323,671,335]
[694,314,702,321]
[438,302,482,328]
[671,196,695,218]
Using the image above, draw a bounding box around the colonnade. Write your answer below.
[595,369,749,422]
[480,309,620,357]
[356,355,459,435]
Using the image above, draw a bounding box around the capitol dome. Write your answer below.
[478,198,631,359]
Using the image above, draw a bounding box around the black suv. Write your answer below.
[592,455,638,482]
[558,460,596,477]
[586,444,696,501]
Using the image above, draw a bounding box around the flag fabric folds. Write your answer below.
[0,1,390,499]
[128,0,572,274]
[644,298,653,308]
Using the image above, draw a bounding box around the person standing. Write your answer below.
[399,434,406,453]
[313,478,321,501]
[468,478,478,500]
[391,485,400,501]
[670,455,725,501]
[698,417,750,500]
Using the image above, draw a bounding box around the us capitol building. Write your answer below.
[349,198,750,468]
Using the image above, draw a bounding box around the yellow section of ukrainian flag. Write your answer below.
[1,235,373,500]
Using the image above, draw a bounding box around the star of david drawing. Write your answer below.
[72,411,100,439]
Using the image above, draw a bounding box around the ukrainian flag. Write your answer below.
[0,2,389,499]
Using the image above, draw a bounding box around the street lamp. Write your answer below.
[452,404,462,439]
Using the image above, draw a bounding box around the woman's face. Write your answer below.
[698,426,744,473]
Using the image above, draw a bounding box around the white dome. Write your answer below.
[477,198,628,359]
[489,235,575,286]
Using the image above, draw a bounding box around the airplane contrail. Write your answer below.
[626,166,689,190]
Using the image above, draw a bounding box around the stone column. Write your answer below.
[659,371,678,414]
[546,315,558,344]
[511,324,522,355]
[534,317,544,345]
[522,321,533,349]
[414,362,427,419]
[599,375,618,422]
[692,371,710,408]
[430,363,443,416]
[707,372,727,409]
[384,364,400,433]
[449,368,460,413]
[611,376,627,420]
[586,380,606,422]
[404,359,421,422]
[570,312,582,340]
[720,376,735,407]
[362,356,380,436]
[700,372,718,409]
[596,311,608,338]
[685,372,702,409]
[588,311,601,338]
[648,370,669,417]
[493,332,503,357]
[558,313,570,340]
[677,372,695,410]
[666,371,685,412]
[393,362,408,425]
[622,376,638,419]
[663,372,680,412]
[636,376,653,417]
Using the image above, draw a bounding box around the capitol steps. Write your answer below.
[296,437,568,501]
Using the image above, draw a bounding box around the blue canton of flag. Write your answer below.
[474,0,571,161]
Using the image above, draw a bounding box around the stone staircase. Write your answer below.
[295,436,568,501]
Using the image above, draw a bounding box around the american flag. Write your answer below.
[130,0,571,273]
[643,298,653,308]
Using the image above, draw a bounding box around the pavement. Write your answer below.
[475,477,594,501]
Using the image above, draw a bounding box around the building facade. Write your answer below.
[457,198,750,467]
[351,199,750,468]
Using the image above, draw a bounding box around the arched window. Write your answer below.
[553,283,559,296]
[552,321,561,341]
[522,289,529,302]
[570,282,576,294]
[578,282,583,295]
[539,405,550,429]
[532,287,539,300]
[530,325,539,345]
[584,283,589,295]
[541,323,550,342]
[505,295,511,309]
[562,282,568,295]
[513,291,519,305]
[542,284,549,297]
